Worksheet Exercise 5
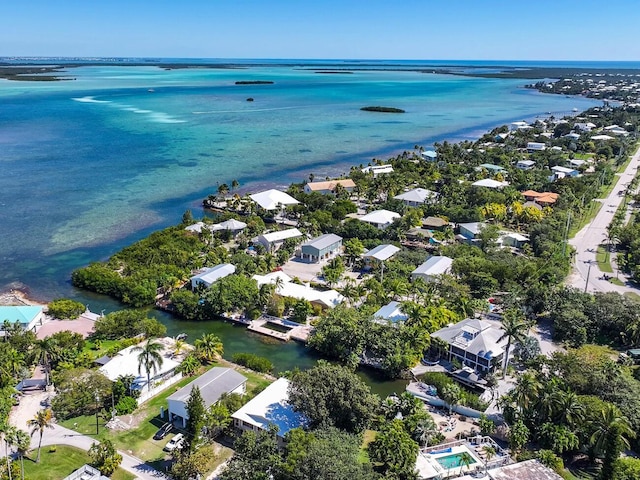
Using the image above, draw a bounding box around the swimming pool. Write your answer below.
[436,453,475,469]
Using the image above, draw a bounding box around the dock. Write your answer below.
[246,315,312,343]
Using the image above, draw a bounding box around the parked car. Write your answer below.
[163,433,184,452]
[153,422,173,440]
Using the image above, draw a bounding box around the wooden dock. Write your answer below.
[246,315,312,343]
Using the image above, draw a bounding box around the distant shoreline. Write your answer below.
[2,60,640,82]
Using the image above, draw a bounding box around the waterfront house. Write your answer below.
[477,163,507,174]
[361,164,394,176]
[252,271,344,309]
[393,188,439,207]
[254,228,303,252]
[99,341,181,391]
[231,377,307,447]
[303,179,356,195]
[0,306,45,335]
[526,142,546,152]
[210,218,247,234]
[300,233,343,263]
[509,121,529,131]
[411,256,453,282]
[516,159,536,170]
[471,179,509,189]
[373,301,408,324]
[190,263,236,289]
[250,189,300,211]
[430,318,507,373]
[167,367,247,428]
[358,209,401,229]
[185,222,207,233]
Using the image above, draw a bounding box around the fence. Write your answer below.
[136,372,183,406]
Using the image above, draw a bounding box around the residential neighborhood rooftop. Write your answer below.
[167,367,247,408]
[250,189,300,210]
[362,244,401,262]
[301,233,343,251]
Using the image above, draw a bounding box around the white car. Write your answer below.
[163,433,184,452]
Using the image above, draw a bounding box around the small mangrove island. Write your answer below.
[360,106,405,113]
[235,80,274,85]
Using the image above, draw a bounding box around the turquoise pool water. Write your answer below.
[436,452,477,469]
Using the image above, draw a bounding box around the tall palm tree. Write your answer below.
[2,425,16,480]
[27,408,54,463]
[132,339,164,392]
[553,391,585,428]
[194,333,224,364]
[459,451,474,474]
[11,429,30,480]
[482,445,496,473]
[498,309,530,379]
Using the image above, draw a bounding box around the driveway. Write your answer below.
[568,143,640,294]
[9,388,168,480]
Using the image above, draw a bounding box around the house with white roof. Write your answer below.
[458,222,486,241]
[210,218,247,234]
[254,228,303,252]
[516,159,536,170]
[361,164,394,176]
[551,166,579,180]
[0,306,45,334]
[252,272,343,309]
[99,342,181,391]
[421,150,438,161]
[362,244,400,262]
[231,377,307,446]
[250,189,300,211]
[185,222,207,233]
[471,179,509,189]
[358,209,401,229]
[509,121,529,131]
[167,367,247,428]
[500,232,530,249]
[526,142,546,152]
[574,122,596,132]
[304,179,356,195]
[393,188,439,207]
[190,263,236,289]
[300,234,343,263]
[430,318,507,373]
[411,256,453,282]
[373,301,408,324]
[591,134,614,141]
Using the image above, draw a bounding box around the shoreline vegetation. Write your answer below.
[360,106,405,113]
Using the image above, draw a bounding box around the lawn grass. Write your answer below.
[82,339,121,359]
[21,445,134,480]
[60,360,274,464]
[569,200,604,238]
[624,291,640,302]
[596,245,614,273]
[359,429,377,463]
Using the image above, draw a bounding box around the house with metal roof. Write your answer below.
[458,222,487,241]
[254,228,303,252]
[421,150,438,161]
[167,367,247,428]
[373,301,408,325]
[300,234,343,263]
[0,306,45,334]
[252,272,344,309]
[361,164,394,176]
[430,318,507,373]
[303,179,356,195]
[63,464,110,480]
[478,163,507,173]
[231,377,307,447]
[393,188,439,207]
[516,159,536,170]
[362,244,400,262]
[210,218,247,233]
[250,189,300,211]
[411,256,453,282]
[471,178,509,189]
[358,209,401,229]
[190,263,236,289]
[526,142,546,152]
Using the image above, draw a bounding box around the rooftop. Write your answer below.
[256,228,303,243]
[373,301,408,324]
[0,305,43,324]
[431,318,507,359]
[250,189,300,210]
[305,179,356,191]
[471,179,509,189]
[191,263,236,285]
[231,377,307,438]
[167,367,246,407]
[99,341,180,387]
[211,218,247,231]
[393,188,439,204]
[301,233,343,250]
[489,460,563,480]
[252,271,343,308]
[359,209,401,226]
[412,256,453,277]
[362,244,400,262]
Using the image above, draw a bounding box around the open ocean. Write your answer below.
[0,60,601,303]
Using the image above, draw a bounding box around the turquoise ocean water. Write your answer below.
[0,62,599,301]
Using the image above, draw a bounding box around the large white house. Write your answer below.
[252,271,344,309]
[358,210,401,229]
[393,188,439,207]
[190,263,236,289]
[167,367,247,428]
[231,377,307,446]
[253,228,303,252]
[250,189,300,211]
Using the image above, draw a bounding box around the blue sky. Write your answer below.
[2,0,639,60]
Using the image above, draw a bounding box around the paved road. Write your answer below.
[568,143,640,294]
[9,389,168,480]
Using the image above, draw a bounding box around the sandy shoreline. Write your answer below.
[0,286,46,306]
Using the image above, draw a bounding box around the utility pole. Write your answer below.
[95,391,100,435]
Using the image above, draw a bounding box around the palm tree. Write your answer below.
[194,333,224,364]
[178,354,200,377]
[132,339,164,392]
[498,309,530,379]
[459,451,474,474]
[12,429,30,480]
[553,391,585,428]
[590,404,635,480]
[482,445,496,473]
[440,384,462,415]
[27,408,54,463]
[2,425,16,480]
[231,179,240,192]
